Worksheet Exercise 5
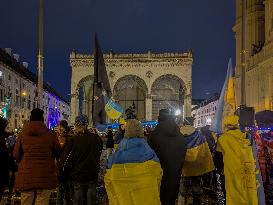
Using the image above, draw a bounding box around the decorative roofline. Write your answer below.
[70,49,193,60]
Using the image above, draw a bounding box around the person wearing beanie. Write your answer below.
[178,117,215,205]
[114,123,125,145]
[55,119,71,205]
[106,127,114,159]
[105,119,162,205]
[13,108,62,205]
[148,109,186,205]
[59,114,103,205]
[56,120,70,148]
[216,115,260,204]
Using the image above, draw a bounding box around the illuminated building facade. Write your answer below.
[233,0,273,111]
[0,48,70,131]
[191,95,219,128]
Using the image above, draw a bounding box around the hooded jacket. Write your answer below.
[148,119,186,204]
[59,130,103,182]
[13,121,61,191]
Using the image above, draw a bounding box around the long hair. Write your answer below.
[74,126,87,135]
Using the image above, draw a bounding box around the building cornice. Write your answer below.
[70,51,193,68]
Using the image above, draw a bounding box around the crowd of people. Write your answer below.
[0,107,272,205]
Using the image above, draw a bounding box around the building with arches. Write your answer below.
[70,50,193,124]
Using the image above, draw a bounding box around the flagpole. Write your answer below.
[37,0,44,108]
[241,0,247,105]
[92,33,98,127]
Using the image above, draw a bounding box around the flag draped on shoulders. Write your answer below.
[182,131,215,177]
[216,129,259,205]
[105,138,162,205]
[210,59,236,134]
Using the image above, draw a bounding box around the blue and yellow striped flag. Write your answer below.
[105,138,162,205]
[210,59,236,134]
[105,99,124,120]
[182,131,215,177]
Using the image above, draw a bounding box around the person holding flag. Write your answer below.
[211,59,265,204]
[92,33,124,127]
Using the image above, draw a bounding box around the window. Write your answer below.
[0,89,4,102]
[15,89,19,106]
[28,99,31,110]
[8,74,11,81]
[28,96,31,110]
[15,79,18,84]
[22,98,26,108]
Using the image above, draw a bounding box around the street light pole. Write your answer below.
[241,0,247,105]
[37,0,44,108]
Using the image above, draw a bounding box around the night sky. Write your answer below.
[0,0,235,101]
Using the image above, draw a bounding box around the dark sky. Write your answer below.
[0,0,235,101]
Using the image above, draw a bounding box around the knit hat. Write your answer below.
[30,108,44,122]
[124,119,144,138]
[158,109,174,122]
[75,114,89,128]
[224,115,239,126]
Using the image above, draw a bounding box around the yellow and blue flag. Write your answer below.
[105,138,162,205]
[182,131,215,177]
[105,99,124,120]
[210,59,236,134]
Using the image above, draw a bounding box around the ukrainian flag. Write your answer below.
[104,138,162,205]
[210,59,236,134]
[105,99,124,120]
[182,131,215,177]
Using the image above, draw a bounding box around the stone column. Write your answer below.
[184,92,192,118]
[145,94,152,121]
[70,92,79,125]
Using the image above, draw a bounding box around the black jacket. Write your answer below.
[148,119,186,204]
[106,130,114,148]
[60,130,103,182]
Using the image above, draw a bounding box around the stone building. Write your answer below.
[70,50,193,124]
[233,0,273,111]
[0,48,70,131]
[192,95,219,128]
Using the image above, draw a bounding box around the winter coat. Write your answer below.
[13,121,61,191]
[0,132,9,188]
[148,119,186,204]
[59,130,103,183]
[106,130,114,148]
[114,130,124,144]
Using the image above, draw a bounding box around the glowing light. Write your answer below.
[206,118,212,124]
[175,109,182,116]
[21,91,27,96]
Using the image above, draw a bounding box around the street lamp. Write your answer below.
[21,91,27,97]
[175,109,182,116]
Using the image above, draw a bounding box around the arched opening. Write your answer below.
[113,75,147,120]
[151,74,186,120]
[76,75,93,122]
